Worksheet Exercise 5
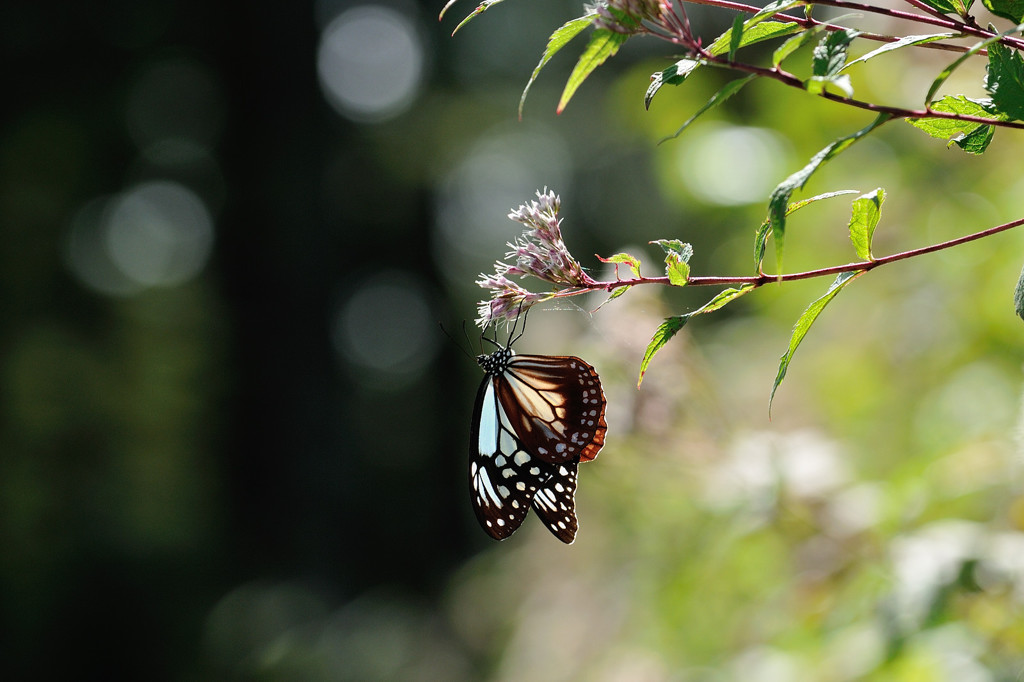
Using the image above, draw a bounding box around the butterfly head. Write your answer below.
[477,347,514,375]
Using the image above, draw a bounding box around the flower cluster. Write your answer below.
[475,273,551,329]
[476,189,593,328]
[592,0,679,35]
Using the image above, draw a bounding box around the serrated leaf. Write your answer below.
[597,252,642,278]
[767,114,890,275]
[955,122,995,153]
[1014,262,1024,321]
[806,29,858,96]
[749,0,808,25]
[637,285,755,386]
[707,20,805,58]
[648,18,802,109]
[708,19,802,58]
[646,59,701,109]
[986,41,1024,122]
[770,271,862,412]
[909,94,997,130]
[907,95,1000,153]
[849,188,885,261]
[638,316,688,386]
[841,33,958,72]
[983,0,1024,22]
[813,29,859,77]
[926,24,1024,104]
[659,75,756,142]
[558,28,629,114]
[651,239,693,286]
[691,285,756,317]
[440,0,507,34]
[519,15,595,118]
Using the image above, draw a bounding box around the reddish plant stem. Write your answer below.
[698,55,1024,129]
[577,216,1024,293]
[682,0,1024,51]
[899,0,961,24]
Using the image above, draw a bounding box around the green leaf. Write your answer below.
[918,0,962,13]
[749,0,808,25]
[648,18,802,109]
[728,14,745,61]
[806,74,853,97]
[660,75,756,142]
[707,20,805,57]
[646,59,700,109]
[440,0,508,35]
[812,29,858,77]
[774,23,828,67]
[848,188,885,261]
[767,113,890,275]
[691,284,756,316]
[651,239,693,286]
[558,28,629,114]
[954,122,995,153]
[926,24,1024,105]
[918,0,975,13]
[770,271,862,412]
[907,95,1000,148]
[519,15,595,118]
[986,42,1024,122]
[637,285,755,386]
[755,191,859,271]
[983,0,1024,22]
[806,29,859,96]
[594,284,632,312]
[597,252,642,279]
[638,316,688,386]
[785,189,861,213]
[1014,262,1024,321]
[841,33,958,72]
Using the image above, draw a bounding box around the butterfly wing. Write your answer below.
[529,460,579,543]
[470,375,557,541]
[495,354,608,465]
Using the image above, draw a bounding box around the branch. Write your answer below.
[578,215,1024,293]
[694,56,1024,131]
[681,0,1024,51]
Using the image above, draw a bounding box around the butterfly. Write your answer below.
[470,319,607,544]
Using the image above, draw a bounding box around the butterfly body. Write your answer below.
[470,345,607,544]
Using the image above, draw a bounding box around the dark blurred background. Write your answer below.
[7,0,1024,679]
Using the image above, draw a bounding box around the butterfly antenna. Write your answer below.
[438,322,475,360]
[464,320,489,355]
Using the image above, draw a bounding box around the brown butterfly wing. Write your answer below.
[494,354,608,465]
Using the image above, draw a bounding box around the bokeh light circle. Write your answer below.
[317,6,424,123]
[105,181,214,287]
[332,271,439,385]
[676,125,787,206]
